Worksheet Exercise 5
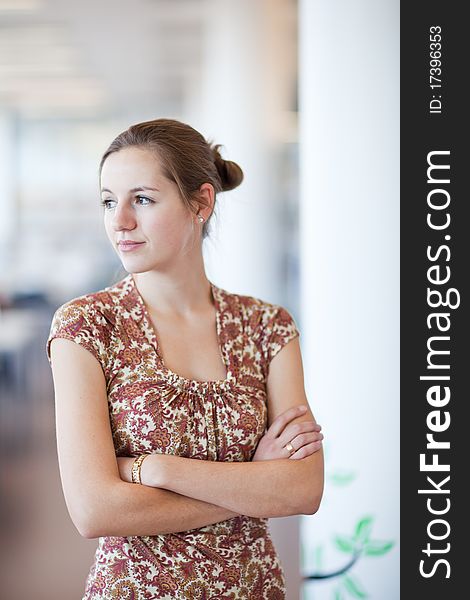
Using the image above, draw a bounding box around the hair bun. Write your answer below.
[211,143,244,192]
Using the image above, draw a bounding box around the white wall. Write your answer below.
[298,1,400,598]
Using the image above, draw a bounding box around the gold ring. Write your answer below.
[285,442,295,456]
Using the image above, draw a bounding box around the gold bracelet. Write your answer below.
[131,454,149,484]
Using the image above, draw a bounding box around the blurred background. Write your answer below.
[0,0,399,598]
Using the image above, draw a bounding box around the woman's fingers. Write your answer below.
[278,419,322,448]
[281,427,324,459]
[266,405,309,439]
[258,405,324,462]
[292,431,324,450]
[288,439,324,460]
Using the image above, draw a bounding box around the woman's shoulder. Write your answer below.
[217,283,299,336]
[45,276,130,364]
[51,274,130,322]
[218,284,300,367]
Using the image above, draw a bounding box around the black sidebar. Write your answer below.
[400,2,467,597]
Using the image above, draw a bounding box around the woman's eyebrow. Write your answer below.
[100,186,160,193]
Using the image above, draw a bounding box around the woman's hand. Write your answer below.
[252,405,323,462]
[116,456,134,483]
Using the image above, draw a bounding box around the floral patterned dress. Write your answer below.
[45,273,300,600]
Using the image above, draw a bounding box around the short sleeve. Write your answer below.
[258,304,300,371]
[45,300,104,368]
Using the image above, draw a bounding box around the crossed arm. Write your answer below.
[116,441,319,518]
[50,336,323,539]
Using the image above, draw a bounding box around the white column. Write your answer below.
[0,110,19,284]
[185,0,294,302]
[298,1,399,598]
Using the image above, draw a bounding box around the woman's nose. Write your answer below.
[111,202,137,230]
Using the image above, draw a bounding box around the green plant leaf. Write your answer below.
[343,574,368,598]
[354,516,374,544]
[334,586,344,600]
[364,540,395,556]
[334,535,356,554]
[329,470,357,486]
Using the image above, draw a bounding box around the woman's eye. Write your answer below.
[100,196,153,209]
[136,195,153,205]
[100,199,114,209]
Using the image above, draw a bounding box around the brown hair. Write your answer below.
[99,118,244,240]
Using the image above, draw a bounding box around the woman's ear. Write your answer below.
[196,183,215,218]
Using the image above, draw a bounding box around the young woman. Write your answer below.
[46,118,324,599]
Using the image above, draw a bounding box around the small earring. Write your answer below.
[198,215,204,223]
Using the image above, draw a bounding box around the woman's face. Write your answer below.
[100,146,197,273]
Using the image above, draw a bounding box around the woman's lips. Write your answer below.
[118,242,145,252]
